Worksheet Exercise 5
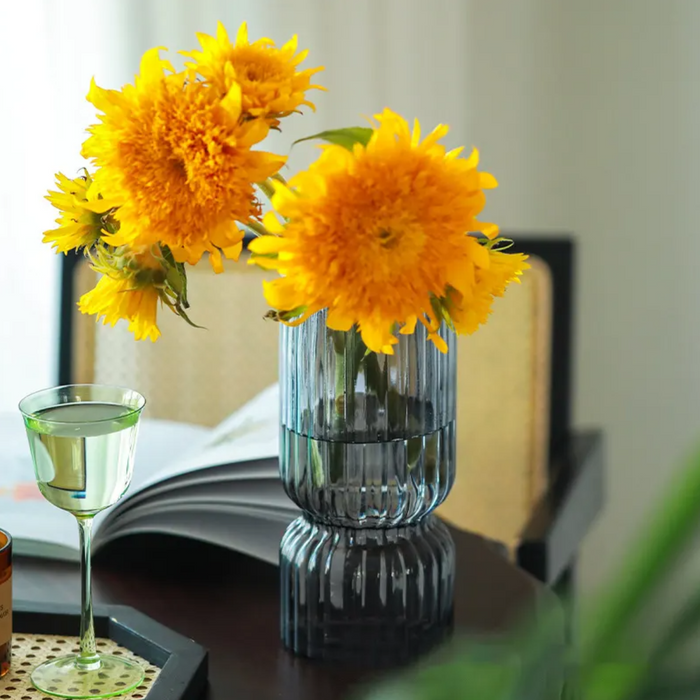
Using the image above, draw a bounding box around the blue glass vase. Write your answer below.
[279,311,456,664]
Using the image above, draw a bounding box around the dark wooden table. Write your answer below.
[14,527,552,700]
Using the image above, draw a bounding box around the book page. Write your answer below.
[205,383,280,449]
[128,383,281,496]
[96,504,292,566]
[118,479,294,517]
[107,458,280,517]
[126,418,212,492]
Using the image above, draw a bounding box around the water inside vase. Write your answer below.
[280,417,455,527]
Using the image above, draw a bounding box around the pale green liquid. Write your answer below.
[24,402,140,516]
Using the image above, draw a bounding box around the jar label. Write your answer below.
[0,576,11,644]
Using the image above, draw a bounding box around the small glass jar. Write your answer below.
[0,529,11,677]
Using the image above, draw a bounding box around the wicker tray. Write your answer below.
[2,601,207,700]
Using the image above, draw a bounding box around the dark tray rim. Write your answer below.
[13,600,207,700]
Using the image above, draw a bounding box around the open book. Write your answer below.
[0,384,295,565]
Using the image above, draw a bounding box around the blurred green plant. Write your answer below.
[359,440,700,700]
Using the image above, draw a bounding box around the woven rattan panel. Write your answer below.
[0,634,160,699]
[72,255,279,427]
[437,257,553,551]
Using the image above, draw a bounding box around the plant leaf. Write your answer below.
[580,443,700,672]
[292,127,373,151]
[648,585,700,668]
[174,302,204,330]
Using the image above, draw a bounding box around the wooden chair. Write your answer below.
[57,238,602,590]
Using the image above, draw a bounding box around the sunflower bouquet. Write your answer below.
[44,21,528,352]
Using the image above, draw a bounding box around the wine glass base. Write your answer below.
[30,654,145,698]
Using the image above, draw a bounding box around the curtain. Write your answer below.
[0,1,131,409]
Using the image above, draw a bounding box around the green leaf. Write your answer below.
[249,252,279,260]
[244,219,270,237]
[293,127,373,151]
[406,436,423,472]
[648,586,700,668]
[432,295,445,322]
[178,262,190,307]
[310,438,325,488]
[174,301,205,330]
[364,351,387,405]
[278,306,307,322]
[165,266,184,296]
[580,443,700,672]
[635,668,700,700]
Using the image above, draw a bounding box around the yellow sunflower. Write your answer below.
[80,274,161,342]
[81,47,285,272]
[435,248,530,340]
[78,245,169,341]
[249,108,523,353]
[43,171,120,253]
[183,21,324,121]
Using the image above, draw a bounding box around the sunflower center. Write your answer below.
[377,228,399,249]
[171,157,187,177]
[233,49,288,84]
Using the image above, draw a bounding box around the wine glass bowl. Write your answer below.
[19,385,146,699]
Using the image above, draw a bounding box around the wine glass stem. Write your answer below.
[76,515,99,669]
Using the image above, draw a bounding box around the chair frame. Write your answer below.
[507,237,603,597]
[58,250,83,386]
[509,236,575,460]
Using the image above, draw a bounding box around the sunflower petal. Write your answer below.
[262,277,304,311]
[236,22,249,46]
[360,321,392,354]
[137,47,171,88]
[262,211,286,234]
[400,316,418,335]
[248,255,280,270]
[474,221,499,239]
[220,81,242,119]
[428,332,449,354]
[222,241,243,261]
[80,197,122,213]
[465,148,480,169]
[480,172,498,189]
[327,308,355,332]
[467,238,491,269]
[209,248,224,273]
[216,21,230,45]
[248,235,285,255]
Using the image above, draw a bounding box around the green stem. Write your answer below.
[364,351,387,405]
[332,331,346,401]
[648,585,700,667]
[257,179,276,201]
[329,329,366,483]
[244,219,269,237]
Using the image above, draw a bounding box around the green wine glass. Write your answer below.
[19,384,146,699]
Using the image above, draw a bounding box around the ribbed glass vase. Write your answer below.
[279,310,457,664]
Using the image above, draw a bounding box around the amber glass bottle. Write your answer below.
[0,529,12,677]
